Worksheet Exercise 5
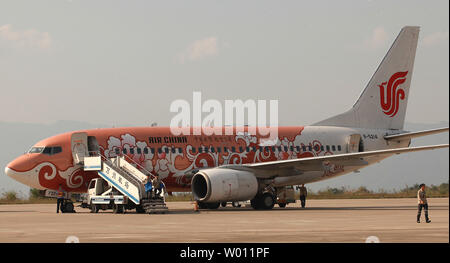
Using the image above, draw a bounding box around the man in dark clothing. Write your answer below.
[152,175,162,197]
[144,175,153,199]
[417,183,431,223]
[56,184,65,213]
[297,184,307,208]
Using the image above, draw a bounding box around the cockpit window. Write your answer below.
[51,147,62,155]
[43,147,52,155]
[29,146,62,155]
[29,147,44,154]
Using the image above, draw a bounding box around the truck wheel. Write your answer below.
[91,204,99,213]
[117,205,124,214]
[113,204,118,214]
[232,202,241,208]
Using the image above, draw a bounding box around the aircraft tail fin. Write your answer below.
[313,26,420,130]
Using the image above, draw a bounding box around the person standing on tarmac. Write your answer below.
[417,183,431,223]
[144,175,153,199]
[297,184,307,208]
[56,184,65,213]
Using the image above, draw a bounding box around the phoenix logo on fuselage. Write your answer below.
[378,71,408,117]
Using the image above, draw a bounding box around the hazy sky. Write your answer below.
[0,0,448,127]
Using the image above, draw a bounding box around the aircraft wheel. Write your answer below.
[65,202,74,212]
[250,195,262,210]
[261,193,275,210]
[136,206,146,214]
[232,201,241,208]
[221,202,227,207]
[278,203,287,208]
[207,202,220,209]
[197,202,208,209]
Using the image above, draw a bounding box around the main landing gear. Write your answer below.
[250,192,275,210]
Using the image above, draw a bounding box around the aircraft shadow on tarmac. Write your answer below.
[76,205,447,214]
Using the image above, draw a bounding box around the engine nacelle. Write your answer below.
[191,168,258,203]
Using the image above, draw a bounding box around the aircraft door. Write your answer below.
[71,132,89,165]
[347,134,363,153]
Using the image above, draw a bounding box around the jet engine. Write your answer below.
[191,168,258,203]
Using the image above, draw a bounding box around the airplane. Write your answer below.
[5,26,449,210]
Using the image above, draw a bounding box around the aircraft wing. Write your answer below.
[220,144,449,178]
[384,127,449,141]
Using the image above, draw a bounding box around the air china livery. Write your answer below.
[5,26,449,210]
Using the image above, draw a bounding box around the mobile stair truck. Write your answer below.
[82,154,168,214]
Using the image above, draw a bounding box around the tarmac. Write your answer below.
[0,198,448,243]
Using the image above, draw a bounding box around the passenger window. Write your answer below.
[158,148,162,154]
[326,145,330,151]
[284,146,288,152]
[278,146,282,152]
[211,147,215,153]
[217,147,221,153]
[178,148,182,153]
[338,145,342,151]
[271,146,275,152]
[204,147,209,153]
[246,147,250,152]
[150,148,155,154]
[296,146,300,152]
[123,148,127,154]
[165,148,169,154]
[130,148,134,154]
[198,147,203,153]
[290,146,294,152]
[239,147,243,152]
[332,145,336,151]
[192,147,196,153]
[302,146,306,151]
[143,147,148,154]
[171,148,176,154]
[115,148,120,155]
[320,145,324,151]
[137,148,142,154]
[224,147,228,153]
[231,147,236,152]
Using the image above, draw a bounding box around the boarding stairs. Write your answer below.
[83,153,168,214]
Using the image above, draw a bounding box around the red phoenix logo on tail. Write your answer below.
[378,71,408,117]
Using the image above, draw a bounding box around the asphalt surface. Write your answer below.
[0,198,447,243]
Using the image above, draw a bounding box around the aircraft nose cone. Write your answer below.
[4,157,43,189]
[5,166,11,178]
